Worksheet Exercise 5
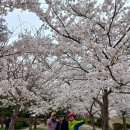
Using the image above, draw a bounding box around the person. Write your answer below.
[67,112,85,130]
[56,115,68,130]
[3,117,11,130]
[47,112,57,130]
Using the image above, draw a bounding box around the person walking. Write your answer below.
[3,117,11,130]
[67,112,85,130]
[47,112,57,130]
[56,115,68,130]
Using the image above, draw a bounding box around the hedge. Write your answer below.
[14,118,29,129]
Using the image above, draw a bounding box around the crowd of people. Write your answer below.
[47,112,86,130]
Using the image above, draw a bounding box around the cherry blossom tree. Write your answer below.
[110,93,130,130]
[0,32,60,130]
[1,1,130,130]
[29,0,130,130]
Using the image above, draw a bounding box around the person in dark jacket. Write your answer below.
[3,117,11,130]
[56,115,68,130]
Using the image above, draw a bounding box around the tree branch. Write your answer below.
[66,53,89,73]
[113,27,130,48]
[92,97,103,108]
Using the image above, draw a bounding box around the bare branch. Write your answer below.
[113,27,130,48]
[65,53,89,73]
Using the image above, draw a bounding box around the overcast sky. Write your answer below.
[4,0,129,43]
[4,0,48,43]
[4,9,43,43]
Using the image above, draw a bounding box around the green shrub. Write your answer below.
[126,123,130,128]
[14,121,24,129]
[112,123,123,130]
[87,120,91,124]
[96,118,102,127]
[0,111,11,116]
[14,118,29,129]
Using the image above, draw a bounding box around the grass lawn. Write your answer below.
[127,117,130,123]
[33,128,45,130]
[0,128,45,130]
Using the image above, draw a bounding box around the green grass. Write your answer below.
[33,128,45,130]
[127,117,130,123]
[0,128,45,130]
[20,128,45,130]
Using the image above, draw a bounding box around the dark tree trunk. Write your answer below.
[9,105,20,130]
[44,118,47,126]
[0,117,4,128]
[34,116,37,129]
[102,89,109,130]
[29,115,33,130]
[9,117,16,130]
[93,89,112,130]
[101,108,103,130]
[122,111,127,130]
[90,114,95,130]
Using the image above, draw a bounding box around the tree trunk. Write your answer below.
[101,108,103,130]
[29,115,33,130]
[102,89,109,130]
[0,117,4,128]
[9,117,16,130]
[90,114,96,130]
[122,112,127,130]
[44,118,47,126]
[34,116,37,129]
[93,89,111,130]
[9,105,20,130]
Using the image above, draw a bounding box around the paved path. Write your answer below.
[23,124,101,130]
[22,124,47,130]
[80,124,101,130]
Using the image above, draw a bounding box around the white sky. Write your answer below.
[3,0,49,43]
[3,0,129,43]
[4,9,43,43]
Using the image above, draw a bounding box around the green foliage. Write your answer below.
[96,117,102,127]
[56,108,66,117]
[126,123,130,128]
[0,95,8,99]
[14,121,24,129]
[18,110,29,118]
[126,117,130,123]
[0,111,11,117]
[87,120,91,124]
[0,106,14,117]
[112,123,130,130]
[14,118,29,129]
[112,123,123,130]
